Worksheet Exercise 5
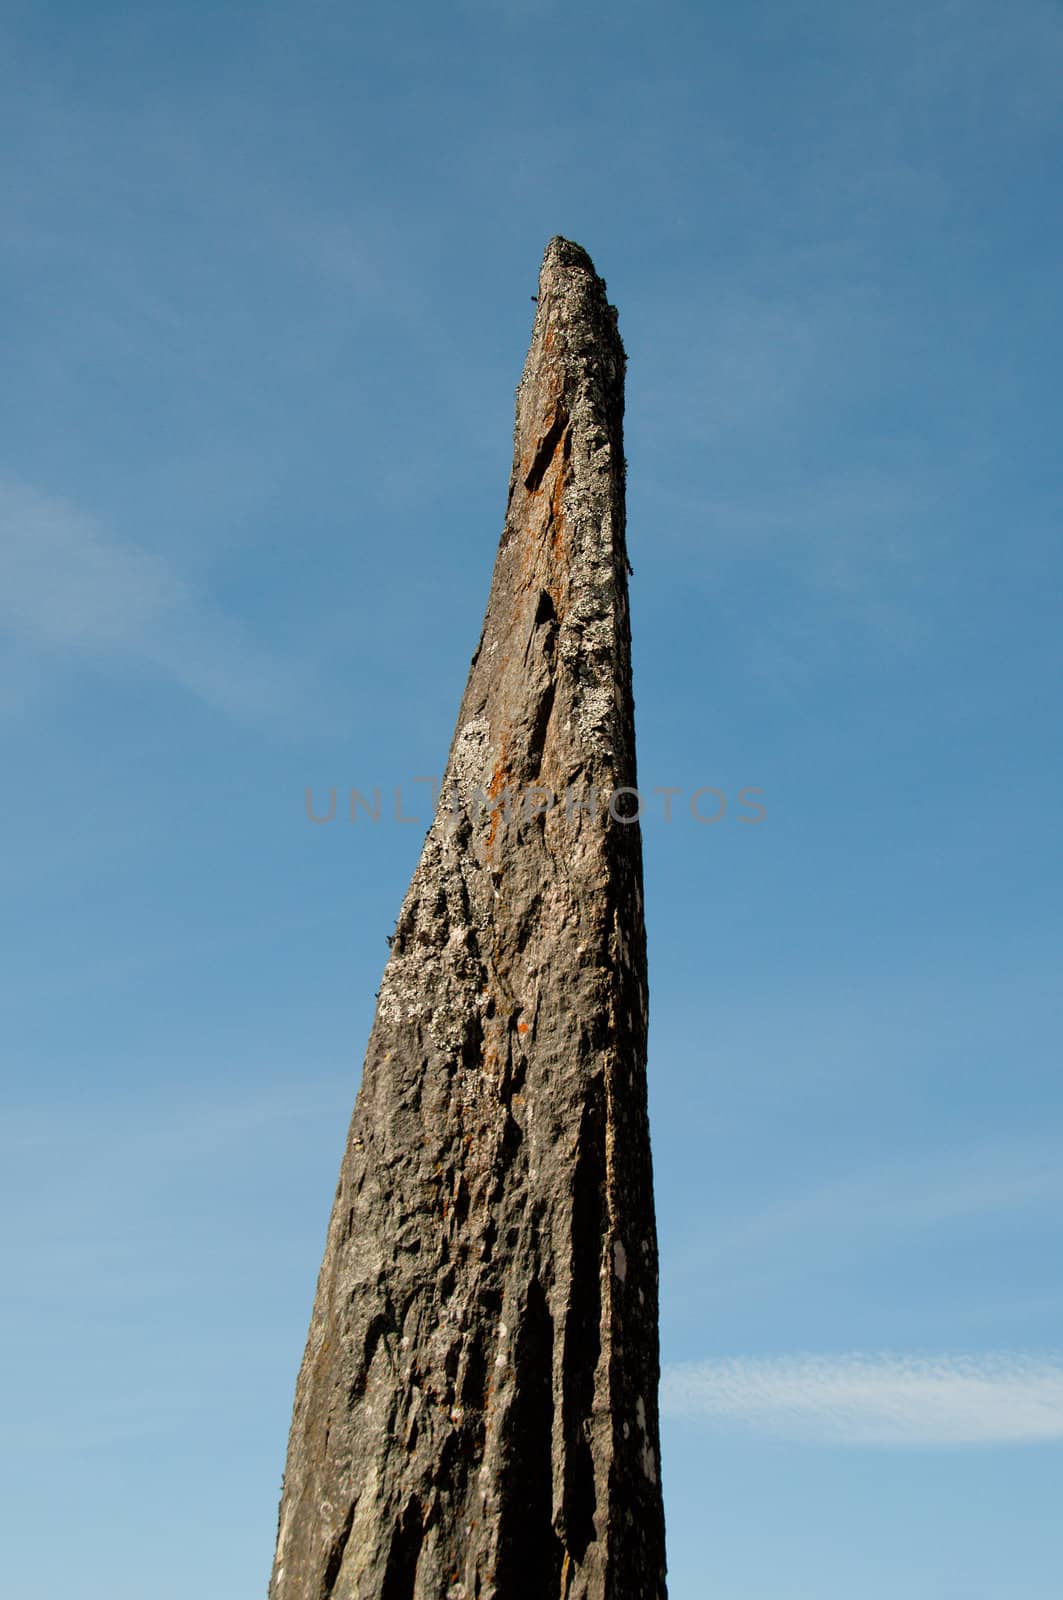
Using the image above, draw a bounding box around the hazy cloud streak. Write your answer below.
[0,475,319,724]
[662,1351,1063,1446]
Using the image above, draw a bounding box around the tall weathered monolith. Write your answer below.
[270,238,666,1600]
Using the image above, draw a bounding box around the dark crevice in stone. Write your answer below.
[459,1336,487,1410]
[561,1092,605,1562]
[319,1500,355,1600]
[527,679,556,779]
[494,1279,565,1595]
[523,411,569,492]
[348,1309,391,1404]
[533,588,557,628]
[460,1010,484,1072]
[379,1497,424,1600]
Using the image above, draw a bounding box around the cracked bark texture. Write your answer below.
[269,238,666,1600]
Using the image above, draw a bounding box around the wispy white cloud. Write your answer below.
[0,476,188,645]
[698,469,932,591]
[662,1351,1063,1446]
[669,1136,1063,1289]
[1,1068,350,1168]
[662,1137,1063,1333]
[0,475,322,725]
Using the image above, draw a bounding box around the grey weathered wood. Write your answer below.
[269,237,666,1600]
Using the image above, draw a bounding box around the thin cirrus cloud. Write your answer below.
[0,474,322,726]
[667,1136,1063,1293]
[661,1351,1063,1447]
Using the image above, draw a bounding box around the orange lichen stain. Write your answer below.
[311,1335,332,1378]
[482,1040,502,1072]
[550,447,568,563]
[517,1022,529,1034]
[515,425,571,604]
[484,733,511,854]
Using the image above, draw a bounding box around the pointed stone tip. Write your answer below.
[534,236,619,345]
[542,235,596,273]
[537,236,604,299]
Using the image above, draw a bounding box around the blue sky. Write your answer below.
[2,0,1062,1594]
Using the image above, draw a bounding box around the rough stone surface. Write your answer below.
[269,237,667,1600]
